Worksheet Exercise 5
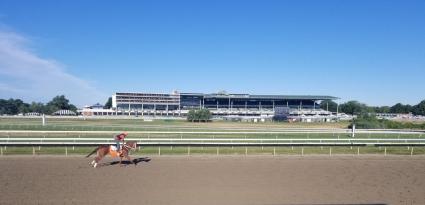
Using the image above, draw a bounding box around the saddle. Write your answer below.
[109,145,124,157]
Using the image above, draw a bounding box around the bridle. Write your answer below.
[123,142,136,150]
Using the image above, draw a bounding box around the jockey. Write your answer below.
[114,132,128,154]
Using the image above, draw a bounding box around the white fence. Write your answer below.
[1,129,424,147]
[1,137,425,147]
[0,129,424,134]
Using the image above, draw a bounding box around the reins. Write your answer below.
[123,143,135,150]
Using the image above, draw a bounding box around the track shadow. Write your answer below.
[100,157,151,167]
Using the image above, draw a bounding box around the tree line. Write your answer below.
[0,95,77,115]
[320,99,425,116]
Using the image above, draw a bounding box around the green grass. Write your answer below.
[0,117,350,132]
[0,146,98,155]
[1,117,424,156]
[2,146,425,156]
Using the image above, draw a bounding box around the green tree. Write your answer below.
[374,106,390,113]
[0,98,27,115]
[187,110,196,122]
[319,100,338,112]
[340,101,368,115]
[198,109,212,122]
[412,100,425,115]
[186,109,212,122]
[104,97,112,109]
[29,102,46,114]
[18,103,30,114]
[46,95,77,114]
[390,103,412,113]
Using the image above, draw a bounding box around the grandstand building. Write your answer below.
[106,91,339,121]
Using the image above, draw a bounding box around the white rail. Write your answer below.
[1,138,425,141]
[1,137,425,146]
[0,129,424,134]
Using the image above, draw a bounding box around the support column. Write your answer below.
[272,100,275,111]
[128,103,131,116]
[178,104,181,116]
[336,102,339,120]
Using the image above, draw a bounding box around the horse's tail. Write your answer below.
[86,147,100,158]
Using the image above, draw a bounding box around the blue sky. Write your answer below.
[0,0,424,106]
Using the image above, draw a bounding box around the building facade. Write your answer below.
[110,91,338,118]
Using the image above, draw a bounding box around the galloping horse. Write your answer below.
[86,141,137,168]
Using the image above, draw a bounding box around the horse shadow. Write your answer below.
[100,157,151,167]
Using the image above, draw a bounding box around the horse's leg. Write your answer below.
[90,147,99,165]
[93,148,105,168]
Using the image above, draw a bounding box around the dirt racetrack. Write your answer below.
[1,156,425,205]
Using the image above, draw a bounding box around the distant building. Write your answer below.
[90,103,104,109]
[25,112,41,116]
[105,91,341,121]
[53,110,76,116]
[79,103,115,116]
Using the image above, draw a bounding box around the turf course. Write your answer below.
[1,117,424,156]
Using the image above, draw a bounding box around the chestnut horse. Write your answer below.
[86,141,137,168]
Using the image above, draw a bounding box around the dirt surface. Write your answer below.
[1,156,425,205]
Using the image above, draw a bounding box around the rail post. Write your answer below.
[245,147,248,156]
[301,147,304,156]
[273,147,276,156]
[329,147,332,156]
[158,147,161,156]
[0,147,2,156]
[230,140,233,149]
[188,146,190,156]
[357,147,360,156]
[65,147,68,156]
[411,147,414,156]
[384,147,387,156]
[32,146,35,156]
[216,147,219,156]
